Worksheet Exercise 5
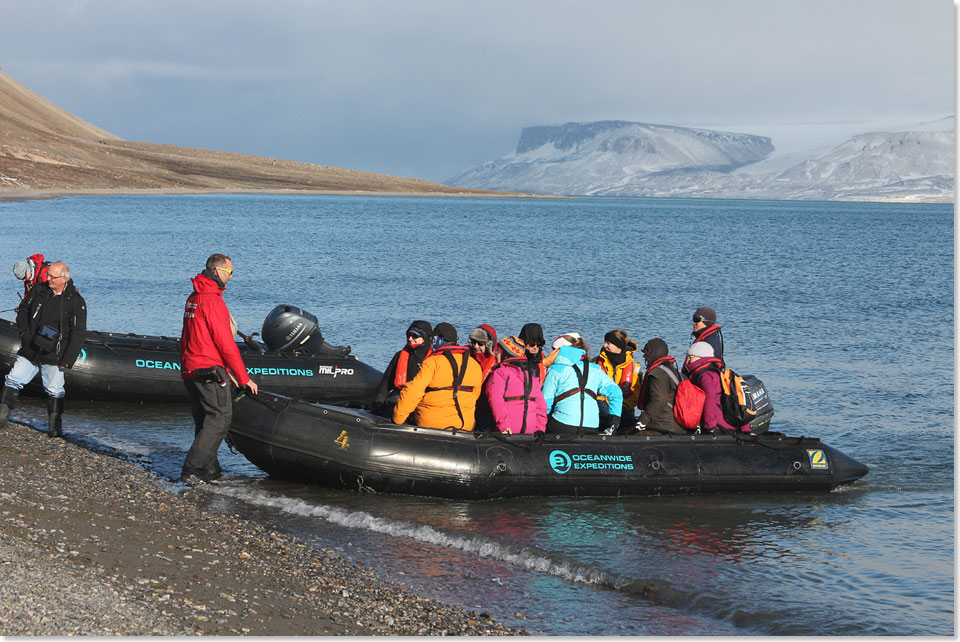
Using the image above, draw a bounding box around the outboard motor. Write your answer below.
[260,305,351,357]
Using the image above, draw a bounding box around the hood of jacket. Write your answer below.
[553,345,587,367]
[191,272,224,295]
[642,338,669,366]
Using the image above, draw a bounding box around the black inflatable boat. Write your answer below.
[227,391,869,500]
[0,305,382,405]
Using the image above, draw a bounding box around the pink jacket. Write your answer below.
[485,359,547,434]
[684,357,747,432]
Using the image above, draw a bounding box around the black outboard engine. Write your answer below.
[260,305,351,357]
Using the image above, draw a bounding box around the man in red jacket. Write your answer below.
[179,253,258,485]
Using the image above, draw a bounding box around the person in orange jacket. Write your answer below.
[594,329,643,431]
[393,322,483,431]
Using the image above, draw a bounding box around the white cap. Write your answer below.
[552,332,581,350]
[686,341,714,359]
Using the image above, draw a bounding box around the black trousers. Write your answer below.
[181,370,231,479]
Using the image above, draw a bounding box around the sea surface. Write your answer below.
[0,194,953,635]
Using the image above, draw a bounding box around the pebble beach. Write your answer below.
[0,419,521,636]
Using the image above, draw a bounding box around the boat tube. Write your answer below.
[227,391,869,500]
[0,305,382,405]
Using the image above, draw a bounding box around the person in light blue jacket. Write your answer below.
[541,345,623,434]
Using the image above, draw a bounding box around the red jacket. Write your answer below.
[179,272,250,385]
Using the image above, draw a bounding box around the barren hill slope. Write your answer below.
[0,68,504,196]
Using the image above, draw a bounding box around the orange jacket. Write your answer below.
[393,345,483,430]
[595,344,642,411]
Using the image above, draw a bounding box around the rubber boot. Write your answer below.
[0,386,19,429]
[47,397,64,438]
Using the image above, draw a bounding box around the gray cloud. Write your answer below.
[1,0,952,180]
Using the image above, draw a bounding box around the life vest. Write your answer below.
[393,345,431,389]
[491,357,539,434]
[637,355,678,411]
[424,345,475,429]
[550,354,596,431]
[697,325,721,343]
[597,351,637,397]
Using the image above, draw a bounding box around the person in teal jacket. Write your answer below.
[541,345,623,434]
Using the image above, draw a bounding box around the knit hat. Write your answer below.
[432,322,457,343]
[12,259,30,281]
[518,323,545,347]
[693,306,717,325]
[686,341,714,359]
[406,320,432,340]
[552,332,580,351]
[468,324,497,354]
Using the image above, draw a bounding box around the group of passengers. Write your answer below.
[374,306,748,436]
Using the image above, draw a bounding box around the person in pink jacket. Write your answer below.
[682,341,747,432]
[485,357,547,434]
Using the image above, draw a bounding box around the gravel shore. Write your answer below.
[0,419,521,635]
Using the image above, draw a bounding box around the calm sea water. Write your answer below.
[0,194,952,635]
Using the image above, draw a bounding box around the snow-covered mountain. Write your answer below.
[448,117,954,202]
[448,121,774,196]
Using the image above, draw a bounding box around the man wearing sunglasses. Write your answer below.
[0,261,86,438]
[690,306,724,366]
[179,253,258,485]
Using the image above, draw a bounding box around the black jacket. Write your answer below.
[16,280,87,367]
[375,343,431,406]
[691,324,724,363]
[637,338,685,434]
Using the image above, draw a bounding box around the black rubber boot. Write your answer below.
[0,386,19,428]
[47,397,64,438]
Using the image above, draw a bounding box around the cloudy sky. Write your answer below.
[0,0,953,181]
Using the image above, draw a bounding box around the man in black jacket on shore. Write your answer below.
[0,261,87,437]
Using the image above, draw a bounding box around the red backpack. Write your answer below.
[673,379,705,429]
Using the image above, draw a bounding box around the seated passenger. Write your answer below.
[541,344,622,435]
[595,329,642,431]
[498,324,547,380]
[634,338,685,434]
[543,332,583,368]
[690,306,724,365]
[485,354,547,434]
[468,324,500,381]
[393,323,482,431]
[682,341,746,432]
[373,320,432,415]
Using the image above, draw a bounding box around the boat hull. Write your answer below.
[228,392,869,500]
[0,318,381,405]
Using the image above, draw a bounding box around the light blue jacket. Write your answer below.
[541,346,622,429]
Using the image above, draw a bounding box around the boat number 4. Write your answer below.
[335,430,350,450]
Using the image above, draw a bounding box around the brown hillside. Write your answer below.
[0,68,512,196]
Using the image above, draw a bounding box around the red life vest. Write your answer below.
[697,325,721,343]
[393,345,431,389]
[637,355,677,411]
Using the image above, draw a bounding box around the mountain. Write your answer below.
[448,118,954,202]
[0,68,505,196]
[448,121,774,196]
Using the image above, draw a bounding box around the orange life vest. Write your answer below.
[393,345,431,389]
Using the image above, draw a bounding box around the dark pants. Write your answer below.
[546,416,598,435]
[181,371,231,479]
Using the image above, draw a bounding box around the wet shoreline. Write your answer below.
[0,420,520,635]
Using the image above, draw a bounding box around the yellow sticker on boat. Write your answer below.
[335,430,350,450]
[807,449,828,469]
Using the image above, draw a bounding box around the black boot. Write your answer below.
[0,386,19,428]
[47,397,64,438]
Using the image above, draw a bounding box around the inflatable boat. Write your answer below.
[227,391,870,500]
[0,305,382,405]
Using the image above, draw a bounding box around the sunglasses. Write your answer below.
[217,266,233,275]
[692,315,703,323]
[469,339,485,346]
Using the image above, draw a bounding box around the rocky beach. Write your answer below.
[0,418,519,635]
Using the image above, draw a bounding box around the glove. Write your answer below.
[601,416,621,436]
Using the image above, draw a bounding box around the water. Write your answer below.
[0,194,952,635]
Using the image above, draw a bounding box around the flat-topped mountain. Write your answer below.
[0,68,505,196]
[449,118,954,202]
